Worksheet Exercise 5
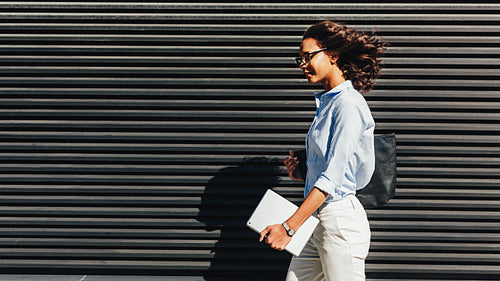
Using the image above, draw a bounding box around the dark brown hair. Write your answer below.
[303,21,388,93]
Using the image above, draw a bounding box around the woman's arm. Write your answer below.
[259,187,328,251]
[287,187,328,231]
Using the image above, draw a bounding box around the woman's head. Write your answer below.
[299,21,388,93]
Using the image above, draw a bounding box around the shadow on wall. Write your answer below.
[198,157,292,281]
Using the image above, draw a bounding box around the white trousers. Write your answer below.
[285,196,371,281]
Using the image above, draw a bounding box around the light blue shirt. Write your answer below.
[305,80,375,203]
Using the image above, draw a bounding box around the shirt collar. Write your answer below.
[314,80,353,106]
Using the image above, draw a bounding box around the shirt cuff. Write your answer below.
[313,175,338,197]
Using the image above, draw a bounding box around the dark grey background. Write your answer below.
[0,2,499,280]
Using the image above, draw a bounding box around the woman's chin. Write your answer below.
[307,76,318,84]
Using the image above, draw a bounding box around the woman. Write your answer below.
[259,21,388,280]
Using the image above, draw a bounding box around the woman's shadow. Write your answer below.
[197,157,292,281]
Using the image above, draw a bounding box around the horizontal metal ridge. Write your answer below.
[398,178,500,187]
[0,122,499,133]
[1,3,500,10]
[0,237,217,247]
[0,174,292,185]
[2,34,500,45]
[0,99,499,110]
[376,112,500,121]
[0,98,313,108]
[0,110,316,120]
[4,56,500,66]
[398,156,500,166]
[0,206,202,217]
[3,46,500,56]
[397,169,500,178]
[1,194,500,206]
[371,241,500,252]
[0,185,498,199]
[1,142,497,156]
[3,67,500,78]
[0,153,497,165]
[1,23,500,33]
[0,185,281,195]
[1,78,500,89]
[0,218,205,227]
[1,214,499,228]
[370,221,500,231]
[372,232,500,242]
[0,228,224,238]
[0,248,217,259]
[0,195,259,206]
[365,264,500,275]
[1,88,499,98]
[368,210,500,220]
[0,261,492,276]
[0,132,499,144]
[0,238,491,252]
[0,214,499,228]
[0,142,300,153]
[0,227,497,244]
[0,153,282,162]
[0,154,498,167]
[0,259,484,276]
[386,199,500,209]
[1,13,500,22]
[0,111,500,122]
[0,248,498,265]
[0,205,499,220]
[0,259,211,270]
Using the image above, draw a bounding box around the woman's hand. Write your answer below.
[284,150,304,181]
[259,224,292,251]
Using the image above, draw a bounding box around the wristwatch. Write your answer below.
[282,221,296,237]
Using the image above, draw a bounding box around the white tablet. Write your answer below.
[246,189,319,256]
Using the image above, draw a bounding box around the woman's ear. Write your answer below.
[329,53,339,65]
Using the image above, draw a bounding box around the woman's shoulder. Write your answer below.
[330,89,373,124]
[334,87,368,109]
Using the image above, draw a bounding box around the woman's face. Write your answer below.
[298,38,337,86]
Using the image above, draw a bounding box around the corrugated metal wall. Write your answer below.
[0,1,499,280]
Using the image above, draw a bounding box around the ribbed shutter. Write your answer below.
[1,2,500,280]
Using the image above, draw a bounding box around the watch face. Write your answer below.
[288,229,295,236]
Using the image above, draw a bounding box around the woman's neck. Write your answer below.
[321,64,346,92]
[322,76,346,92]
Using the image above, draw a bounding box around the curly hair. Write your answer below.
[303,21,388,93]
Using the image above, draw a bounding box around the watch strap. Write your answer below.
[282,221,295,237]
